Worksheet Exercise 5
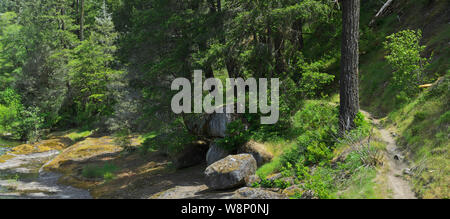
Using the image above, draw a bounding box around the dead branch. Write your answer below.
[369,0,394,26]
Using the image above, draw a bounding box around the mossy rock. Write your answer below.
[0,154,15,163]
[0,137,73,163]
[204,154,257,190]
[43,137,123,172]
[237,141,273,167]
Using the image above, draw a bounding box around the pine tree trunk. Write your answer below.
[293,19,304,51]
[340,0,360,133]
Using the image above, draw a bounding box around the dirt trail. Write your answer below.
[361,110,416,199]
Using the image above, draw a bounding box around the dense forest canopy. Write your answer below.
[0,0,346,140]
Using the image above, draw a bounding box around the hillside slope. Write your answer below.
[359,0,449,198]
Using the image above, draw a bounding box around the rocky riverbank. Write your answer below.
[0,136,91,199]
[0,127,288,199]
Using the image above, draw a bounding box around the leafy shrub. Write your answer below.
[286,163,335,199]
[414,111,428,122]
[348,112,371,138]
[114,128,133,152]
[302,166,335,199]
[0,88,22,134]
[286,101,338,165]
[295,56,336,98]
[383,29,430,95]
[258,178,292,190]
[435,110,450,126]
[247,85,299,142]
[354,112,369,129]
[141,119,195,156]
[14,107,45,142]
[217,119,250,151]
[395,91,411,107]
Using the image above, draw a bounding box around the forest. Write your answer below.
[0,0,448,200]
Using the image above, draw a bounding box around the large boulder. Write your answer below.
[237,141,273,167]
[173,141,209,169]
[231,187,288,199]
[204,154,257,190]
[206,142,230,166]
[184,114,209,137]
[42,136,123,171]
[206,104,236,138]
[184,104,240,138]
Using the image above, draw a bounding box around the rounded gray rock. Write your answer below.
[204,154,257,190]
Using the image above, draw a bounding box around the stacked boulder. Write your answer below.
[181,104,276,192]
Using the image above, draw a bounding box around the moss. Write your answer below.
[6,138,72,156]
[65,130,93,142]
[0,154,15,163]
[43,137,123,171]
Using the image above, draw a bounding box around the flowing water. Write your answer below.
[0,138,91,199]
[0,138,20,156]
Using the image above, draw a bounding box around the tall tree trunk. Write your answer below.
[293,19,304,52]
[80,0,85,41]
[339,0,360,134]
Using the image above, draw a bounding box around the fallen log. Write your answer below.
[419,84,433,88]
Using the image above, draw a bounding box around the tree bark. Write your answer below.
[340,0,360,133]
[80,0,85,41]
[293,19,304,52]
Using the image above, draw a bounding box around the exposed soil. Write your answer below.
[362,110,417,199]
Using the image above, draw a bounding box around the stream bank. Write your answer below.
[0,136,91,199]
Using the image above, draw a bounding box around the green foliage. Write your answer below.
[217,119,250,152]
[0,88,48,141]
[64,6,121,126]
[281,145,382,199]
[15,107,45,142]
[82,162,118,180]
[0,88,22,133]
[114,128,133,152]
[383,29,430,95]
[354,112,368,128]
[414,111,428,122]
[282,100,338,165]
[111,0,340,130]
[0,0,125,136]
[0,12,23,89]
[387,75,449,198]
[296,57,336,98]
[351,112,371,138]
[66,129,93,142]
[436,110,450,126]
[141,119,195,157]
[257,101,380,199]
[395,91,411,107]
